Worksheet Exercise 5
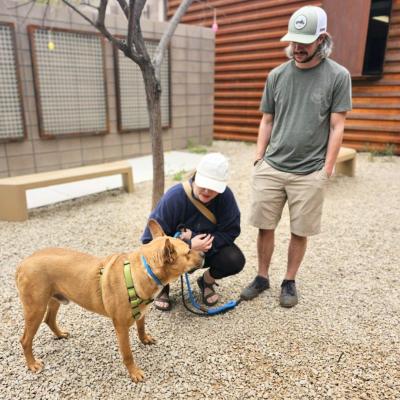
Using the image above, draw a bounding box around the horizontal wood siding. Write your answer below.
[169,0,400,154]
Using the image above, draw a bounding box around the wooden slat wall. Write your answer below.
[168,0,400,154]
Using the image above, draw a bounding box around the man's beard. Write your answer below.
[295,46,320,63]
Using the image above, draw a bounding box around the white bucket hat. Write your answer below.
[194,153,228,193]
[281,6,327,44]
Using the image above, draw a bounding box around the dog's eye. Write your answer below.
[185,248,192,257]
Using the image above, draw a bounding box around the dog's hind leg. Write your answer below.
[44,298,69,339]
[136,317,156,345]
[20,302,47,373]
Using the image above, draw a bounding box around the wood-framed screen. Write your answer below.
[0,22,26,142]
[114,39,170,133]
[28,25,109,138]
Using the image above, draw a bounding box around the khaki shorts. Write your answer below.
[249,160,329,237]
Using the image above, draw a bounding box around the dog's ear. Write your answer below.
[148,219,165,239]
[163,238,177,264]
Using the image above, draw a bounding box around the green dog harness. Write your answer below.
[123,260,153,320]
[99,260,153,321]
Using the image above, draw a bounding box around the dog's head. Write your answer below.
[142,219,204,285]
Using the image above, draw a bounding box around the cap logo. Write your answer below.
[294,15,307,30]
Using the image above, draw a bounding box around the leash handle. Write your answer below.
[177,231,240,317]
[184,273,240,315]
[205,300,239,315]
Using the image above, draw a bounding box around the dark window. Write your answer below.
[363,0,392,76]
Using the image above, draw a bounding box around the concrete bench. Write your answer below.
[0,160,133,221]
[335,147,356,177]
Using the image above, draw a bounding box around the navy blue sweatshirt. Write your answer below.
[141,181,241,257]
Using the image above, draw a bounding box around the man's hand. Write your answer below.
[325,166,334,177]
[191,234,214,252]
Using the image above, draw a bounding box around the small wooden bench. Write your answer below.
[335,147,356,177]
[0,160,134,222]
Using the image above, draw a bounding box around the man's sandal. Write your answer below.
[197,275,219,306]
[154,284,172,311]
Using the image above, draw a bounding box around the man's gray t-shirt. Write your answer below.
[260,58,352,174]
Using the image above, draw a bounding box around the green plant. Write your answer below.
[371,144,395,158]
[173,170,186,181]
[382,144,395,157]
[362,142,371,153]
[187,139,208,154]
[365,142,396,162]
[368,152,375,162]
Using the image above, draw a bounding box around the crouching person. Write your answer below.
[141,153,245,311]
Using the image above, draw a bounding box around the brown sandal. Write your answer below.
[154,285,172,311]
[197,275,219,306]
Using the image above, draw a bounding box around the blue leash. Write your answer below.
[183,272,239,315]
[174,232,240,316]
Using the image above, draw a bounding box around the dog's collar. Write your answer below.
[140,255,164,287]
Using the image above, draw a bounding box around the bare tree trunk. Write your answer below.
[141,63,163,209]
[56,0,199,209]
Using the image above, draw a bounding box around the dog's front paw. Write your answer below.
[130,367,145,382]
[28,359,44,373]
[140,334,156,345]
[55,331,69,339]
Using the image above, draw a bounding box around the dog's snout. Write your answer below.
[187,251,205,274]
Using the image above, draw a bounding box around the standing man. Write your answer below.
[241,5,352,307]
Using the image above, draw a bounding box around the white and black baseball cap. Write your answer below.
[281,6,327,44]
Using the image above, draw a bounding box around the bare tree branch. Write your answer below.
[61,0,97,29]
[8,0,35,9]
[126,0,135,57]
[61,0,141,63]
[12,0,36,26]
[126,0,149,63]
[42,0,49,27]
[153,0,195,76]
[80,2,98,11]
[97,0,108,26]
[115,0,129,19]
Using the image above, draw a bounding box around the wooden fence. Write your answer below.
[169,0,400,154]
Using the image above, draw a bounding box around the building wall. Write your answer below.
[143,0,166,21]
[168,0,400,155]
[0,1,215,177]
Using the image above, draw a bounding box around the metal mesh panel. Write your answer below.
[32,28,107,136]
[0,24,24,140]
[117,41,170,131]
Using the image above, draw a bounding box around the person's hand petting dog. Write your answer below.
[179,228,192,241]
[179,229,214,252]
[191,233,214,252]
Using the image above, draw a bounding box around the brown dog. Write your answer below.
[16,219,204,382]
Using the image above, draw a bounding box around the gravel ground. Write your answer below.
[0,141,399,400]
